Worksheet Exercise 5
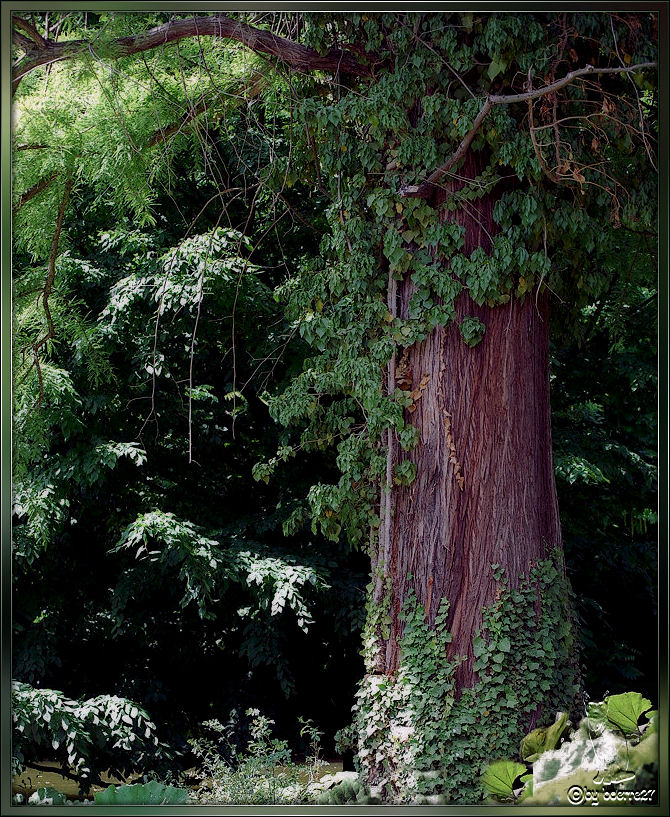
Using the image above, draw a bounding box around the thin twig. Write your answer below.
[401,61,656,199]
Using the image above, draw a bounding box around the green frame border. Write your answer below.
[1,3,667,814]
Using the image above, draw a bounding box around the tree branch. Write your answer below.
[14,172,60,212]
[147,71,267,147]
[488,61,656,105]
[147,100,210,148]
[23,173,73,409]
[527,97,560,184]
[401,99,492,198]
[26,762,106,790]
[12,15,48,47]
[13,30,35,51]
[12,14,371,92]
[401,61,656,199]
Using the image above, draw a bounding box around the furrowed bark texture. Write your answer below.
[377,151,562,689]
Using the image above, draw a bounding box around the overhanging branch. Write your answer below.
[22,173,73,410]
[12,13,372,92]
[401,61,656,199]
[12,15,48,47]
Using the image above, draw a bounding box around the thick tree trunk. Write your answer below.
[382,287,561,684]
[376,152,561,684]
[360,152,578,801]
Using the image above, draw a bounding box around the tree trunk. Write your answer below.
[358,152,580,802]
[383,287,560,686]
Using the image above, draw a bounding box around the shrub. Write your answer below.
[12,681,173,792]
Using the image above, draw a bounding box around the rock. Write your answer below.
[310,770,359,793]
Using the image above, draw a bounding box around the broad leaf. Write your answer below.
[520,711,570,762]
[28,787,68,805]
[604,692,652,736]
[519,772,533,799]
[481,760,527,800]
[94,781,189,805]
[487,58,507,80]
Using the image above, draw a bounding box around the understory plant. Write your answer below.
[15,780,190,806]
[11,681,173,793]
[188,710,326,805]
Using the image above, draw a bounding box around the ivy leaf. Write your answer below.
[481,760,526,800]
[473,636,486,658]
[459,316,486,347]
[487,58,507,81]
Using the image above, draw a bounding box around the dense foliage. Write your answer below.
[12,21,367,769]
[10,9,657,803]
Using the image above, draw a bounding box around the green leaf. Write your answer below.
[94,781,189,805]
[29,787,68,805]
[520,711,570,762]
[481,760,526,800]
[460,12,474,32]
[473,636,486,658]
[604,692,652,736]
[487,58,507,80]
[644,710,658,736]
[518,772,533,800]
[459,316,486,347]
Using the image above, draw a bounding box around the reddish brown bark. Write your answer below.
[375,152,562,690]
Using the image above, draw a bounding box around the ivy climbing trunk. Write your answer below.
[387,277,561,683]
[359,152,579,802]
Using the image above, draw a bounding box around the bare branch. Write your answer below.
[13,30,34,50]
[43,173,73,335]
[14,172,60,212]
[401,61,656,199]
[12,13,372,93]
[401,99,492,198]
[487,61,656,105]
[527,98,560,185]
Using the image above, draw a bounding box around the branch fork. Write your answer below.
[400,61,656,199]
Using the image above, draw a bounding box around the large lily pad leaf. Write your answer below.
[588,692,653,737]
[482,760,527,800]
[604,692,652,736]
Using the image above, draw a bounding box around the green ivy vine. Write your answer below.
[254,12,653,551]
[350,550,581,803]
